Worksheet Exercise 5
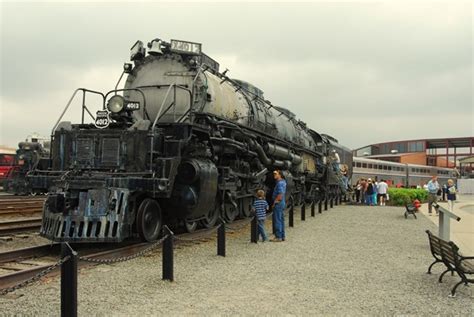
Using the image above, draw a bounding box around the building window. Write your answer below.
[368,164,372,169]
[362,163,367,168]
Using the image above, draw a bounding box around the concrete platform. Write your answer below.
[418,194,474,254]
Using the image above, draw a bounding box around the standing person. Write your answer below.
[427,176,440,215]
[373,179,378,205]
[442,183,447,201]
[377,179,389,206]
[446,179,457,212]
[340,164,349,190]
[330,150,340,172]
[360,178,367,205]
[355,180,361,204]
[271,170,287,242]
[252,189,269,242]
[366,178,375,206]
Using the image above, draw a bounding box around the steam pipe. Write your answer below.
[250,140,272,165]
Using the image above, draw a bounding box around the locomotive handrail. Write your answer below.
[105,88,149,120]
[49,88,105,168]
[51,88,105,136]
[148,84,192,172]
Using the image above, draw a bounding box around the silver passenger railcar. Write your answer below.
[352,157,456,187]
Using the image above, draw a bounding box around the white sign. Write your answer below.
[170,39,201,55]
[94,110,110,129]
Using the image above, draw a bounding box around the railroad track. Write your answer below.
[0,218,42,235]
[0,218,252,292]
[0,197,45,218]
[0,197,44,236]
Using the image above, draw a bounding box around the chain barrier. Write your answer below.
[78,234,169,264]
[225,217,254,231]
[0,255,71,296]
[173,225,222,242]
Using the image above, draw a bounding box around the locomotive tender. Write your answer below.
[37,37,350,243]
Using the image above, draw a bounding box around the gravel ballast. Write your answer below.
[1,204,472,315]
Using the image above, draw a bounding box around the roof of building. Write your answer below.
[459,156,474,164]
[354,136,473,151]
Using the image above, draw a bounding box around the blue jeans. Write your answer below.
[366,194,375,205]
[257,219,268,241]
[273,203,286,239]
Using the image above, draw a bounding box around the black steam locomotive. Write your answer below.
[5,140,50,195]
[35,37,352,243]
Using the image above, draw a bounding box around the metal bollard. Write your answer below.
[318,200,322,213]
[324,198,328,211]
[217,220,226,257]
[335,196,339,206]
[289,204,294,227]
[339,195,343,205]
[311,201,315,217]
[61,243,77,317]
[301,203,306,221]
[162,226,174,281]
[251,216,258,243]
[330,198,334,208]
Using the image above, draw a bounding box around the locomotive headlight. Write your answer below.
[107,95,125,113]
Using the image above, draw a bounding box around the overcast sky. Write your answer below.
[0,1,472,150]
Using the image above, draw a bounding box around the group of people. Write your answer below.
[426,176,457,214]
[353,178,389,206]
[252,169,287,243]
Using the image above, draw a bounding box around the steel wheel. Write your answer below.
[136,198,162,242]
[200,201,219,229]
[223,203,238,223]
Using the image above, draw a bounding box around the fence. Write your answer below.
[0,193,346,316]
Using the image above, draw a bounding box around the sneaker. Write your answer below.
[270,238,282,242]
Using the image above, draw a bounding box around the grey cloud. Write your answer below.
[1,2,472,149]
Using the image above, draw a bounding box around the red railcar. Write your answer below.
[0,153,16,187]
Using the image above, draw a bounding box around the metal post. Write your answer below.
[434,204,461,241]
[311,201,315,217]
[330,197,334,208]
[289,204,294,227]
[318,200,322,213]
[251,216,258,243]
[217,220,226,257]
[162,226,174,281]
[301,203,306,221]
[339,195,343,204]
[61,243,77,317]
[324,198,328,211]
[335,196,339,206]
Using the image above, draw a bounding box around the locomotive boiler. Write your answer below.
[36,37,350,243]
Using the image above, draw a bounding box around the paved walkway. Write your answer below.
[1,203,472,315]
[418,194,474,254]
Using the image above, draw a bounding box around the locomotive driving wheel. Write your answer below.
[200,199,219,229]
[136,198,162,242]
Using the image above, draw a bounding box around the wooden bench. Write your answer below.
[426,230,474,296]
[425,230,449,275]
